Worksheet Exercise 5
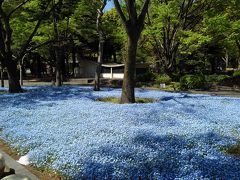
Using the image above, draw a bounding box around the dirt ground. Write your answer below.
[0,140,63,180]
[1,79,240,98]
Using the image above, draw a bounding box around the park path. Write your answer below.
[0,149,39,180]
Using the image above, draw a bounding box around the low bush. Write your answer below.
[220,76,240,86]
[233,71,240,77]
[171,82,181,91]
[155,74,172,85]
[180,74,205,90]
[136,72,155,82]
[205,75,229,83]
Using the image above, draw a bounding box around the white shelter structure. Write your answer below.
[101,63,124,79]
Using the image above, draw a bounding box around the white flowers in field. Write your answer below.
[0,86,240,179]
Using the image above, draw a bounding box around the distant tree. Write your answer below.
[202,0,240,70]
[146,0,208,75]
[114,0,150,103]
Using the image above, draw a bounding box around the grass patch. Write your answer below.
[222,143,240,157]
[97,97,157,104]
[0,90,7,94]
[136,82,181,92]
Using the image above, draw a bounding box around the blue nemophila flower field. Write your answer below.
[0,86,240,179]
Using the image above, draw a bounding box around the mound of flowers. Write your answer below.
[0,86,239,179]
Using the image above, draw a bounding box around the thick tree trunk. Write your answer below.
[114,0,150,103]
[120,37,138,104]
[6,60,22,93]
[165,56,177,76]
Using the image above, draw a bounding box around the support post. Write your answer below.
[111,67,113,79]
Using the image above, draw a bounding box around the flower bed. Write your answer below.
[0,86,240,179]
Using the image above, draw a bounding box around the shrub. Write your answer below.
[171,73,181,82]
[220,76,240,86]
[171,82,181,91]
[136,72,155,82]
[155,74,172,85]
[180,74,205,90]
[205,75,229,83]
[233,71,240,77]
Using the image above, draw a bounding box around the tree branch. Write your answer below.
[138,0,150,25]
[113,0,127,23]
[8,0,31,17]
[17,0,53,61]
[126,0,138,23]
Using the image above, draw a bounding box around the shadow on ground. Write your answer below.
[69,132,240,179]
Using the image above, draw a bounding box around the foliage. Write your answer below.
[233,71,240,77]
[219,76,240,87]
[205,75,230,83]
[136,72,155,82]
[180,74,205,90]
[155,74,172,85]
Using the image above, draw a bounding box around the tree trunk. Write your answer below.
[55,47,62,87]
[72,46,76,76]
[36,55,41,78]
[1,68,4,87]
[165,57,177,76]
[236,40,240,69]
[114,0,150,103]
[6,60,22,93]
[94,38,104,91]
[61,48,66,81]
[120,37,138,104]
[113,51,117,63]
[94,0,106,91]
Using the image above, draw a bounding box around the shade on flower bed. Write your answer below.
[0,86,239,179]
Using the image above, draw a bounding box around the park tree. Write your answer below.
[0,0,54,93]
[51,0,79,86]
[94,0,107,91]
[146,0,208,75]
[114,0,151,103]
[70,0,101,70]
[102,8,127,63]
[202,0,240,71]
